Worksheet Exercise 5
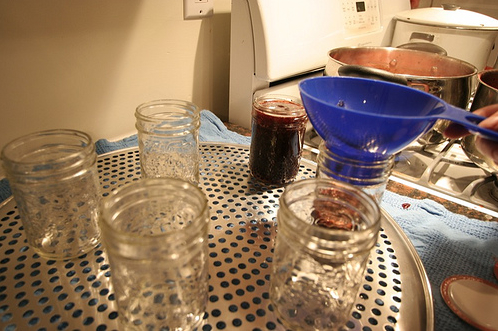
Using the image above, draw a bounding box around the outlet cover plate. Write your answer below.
[184,0,213,20]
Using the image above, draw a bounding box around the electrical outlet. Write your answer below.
[184,0,213,20]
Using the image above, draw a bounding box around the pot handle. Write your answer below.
[338,65,408,86]
[441,104,498,142]
[397,41,447,56]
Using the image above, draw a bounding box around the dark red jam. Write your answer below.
[249,96,308,185]
[310,188,363,231]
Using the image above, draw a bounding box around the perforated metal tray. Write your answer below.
[0,143,434,331]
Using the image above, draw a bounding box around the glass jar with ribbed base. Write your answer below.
[2,129,101,260]
[316,141,394,203]
[270,178,381,330]
[100,178,209,331]
[135,99,200,185]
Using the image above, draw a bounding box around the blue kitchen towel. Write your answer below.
[94,110,251,155]
[381,190,498,331]
[94,134,138,155]
[198,110,251,145]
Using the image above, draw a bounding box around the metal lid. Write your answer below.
[395,5,498,30]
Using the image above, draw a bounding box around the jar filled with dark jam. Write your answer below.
[249,94,308,185]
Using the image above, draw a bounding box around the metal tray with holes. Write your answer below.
[0,143,434,331]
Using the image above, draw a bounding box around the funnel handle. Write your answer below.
[338,65,408,86]
[442,104,498,141]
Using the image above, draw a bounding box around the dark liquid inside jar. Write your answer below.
[249,96,308,185]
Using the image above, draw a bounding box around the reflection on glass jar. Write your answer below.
[270,178,380,330]
[135,99,200,185]
[100,178,209,330]
[316,141,394,203]
[1,129,101,260]
[249,94,308,185]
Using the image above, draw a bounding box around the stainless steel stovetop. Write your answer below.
[392,139,498,217]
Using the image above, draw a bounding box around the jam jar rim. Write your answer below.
[253,94,308,119]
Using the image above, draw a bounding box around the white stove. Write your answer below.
[228,0,498,219]
[229,0,411,128]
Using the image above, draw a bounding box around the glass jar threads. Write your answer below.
[135,99,201,185]
[99,178,209,330]
[316,141,394,203]
[249,94,308,185]
[270,178,381,330]
[1,129,101,259]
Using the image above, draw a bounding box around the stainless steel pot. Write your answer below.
[470,69,498,112]
[461,135,498,174]
[462,69,498,174]
[325,47,478,144]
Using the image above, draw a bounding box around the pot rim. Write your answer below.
[478,69,498,91]
[327,46,478,80]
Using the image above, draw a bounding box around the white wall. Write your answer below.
[0,0,231,150]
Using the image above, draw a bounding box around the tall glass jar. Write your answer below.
[135,99,200,185]
[99,178,209,330]
[249,94,308,185]
[316,141,394,203]
[270,178,381,331]
[1,129,101,259]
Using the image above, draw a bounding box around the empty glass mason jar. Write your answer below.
[316,141,394,203]
[1,129,101,260]
[249,94,308,185]
[270,178,381,331]
[135,99,201,185]
[99,178,209,331]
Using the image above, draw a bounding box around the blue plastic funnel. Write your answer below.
[299,76,498,160]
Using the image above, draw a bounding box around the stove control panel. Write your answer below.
[341,0,381,35]
[228,0,411,127]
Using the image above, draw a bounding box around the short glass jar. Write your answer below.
[270,178,381,330]
[99,178,209,330]
[249,94,308,185]
[135,99,200,185]
[316,141,394,203]
[1,129,101,259]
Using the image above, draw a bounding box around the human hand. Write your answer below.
[444,104,498,164]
